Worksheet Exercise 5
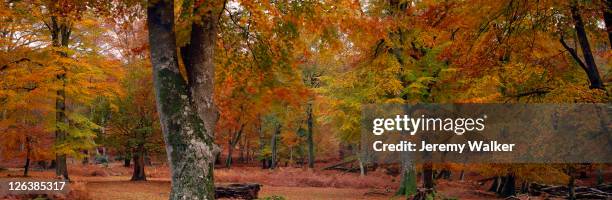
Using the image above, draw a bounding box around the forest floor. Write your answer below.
[1,162,608,199]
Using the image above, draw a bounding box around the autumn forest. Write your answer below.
[1,0,611,199]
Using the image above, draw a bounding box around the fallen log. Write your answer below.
[215,183,261,200]
[321,156,357,170]
[575,192,609,199]
[596,184,612,193]
[529,183,612,199]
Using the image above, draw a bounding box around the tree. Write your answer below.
[1,0,121,179]
[146,0,224,198]
[560,0,605,90]
[108,63,162,181]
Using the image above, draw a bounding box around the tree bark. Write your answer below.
[500,173,516,197]
[226,124,244,168]
[423,163,435,189]
[123,155,131,167]
[270,124,281,169]
[50,15,71,181]
[306,102,315,168]
[489,176,500,192]
[182,1,224,137]
[146,0,221,198]
[568,175,576,200]
[226,140,233,168]
[569,2,605,89]
[604,0,612,48]
[131,144,146,181]
[258,116,267,169]
[396,162,417,196]
[23,136,31,177]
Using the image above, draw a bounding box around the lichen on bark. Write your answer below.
[147,0,218,199]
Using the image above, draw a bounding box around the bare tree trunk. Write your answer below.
[270,124,281,169]
[258,117,267,169]
[82,150,89,165]
[226,125,244,168]
[306,102,315,168]
[489,176,500,192]
[604,0,612,48]
[23,136,31,177]
[358,157,365,176]
[423,163,435,189]
[123,154,131,167]
[146,0,222,198]
[568,174,576,200]
[131,144,146,181]
[239,138,245,163]
[226,139,233,168]
[500,173,516,197]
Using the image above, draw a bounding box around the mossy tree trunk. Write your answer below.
[396,161,417,197]
[146,0,224,199]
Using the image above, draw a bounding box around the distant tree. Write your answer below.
[107,63,163,181]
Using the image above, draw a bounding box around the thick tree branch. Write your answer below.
[559,36,588,72]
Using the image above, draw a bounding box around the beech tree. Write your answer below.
[146,0,224,198]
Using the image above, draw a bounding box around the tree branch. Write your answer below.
[559,35,588,72]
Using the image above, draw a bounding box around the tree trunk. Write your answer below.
[124,156,131,167]
[570,2,605,89]
[49,160,56,169]
[358,157,366,176]
[82,150,89,165]
[270,124,281,169]
[50,15,71,181]
[500,173,516,197]
[131,144,146,181]
[306,102,315,168]
[146,0,221,198]
[423,162,435,189]
[396,162,417,197]
[568,175,576,200]
[226,125,244,168]
[497,176,507,194]
[459,170,465,181]
[604,0,612,48]
[520,181,529,194]
[489,176,500,192]
[258,116,267,169]
[597,167,604,185]
[226,140,233,168]
[239,139,245,163]
[23,136,31,177]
